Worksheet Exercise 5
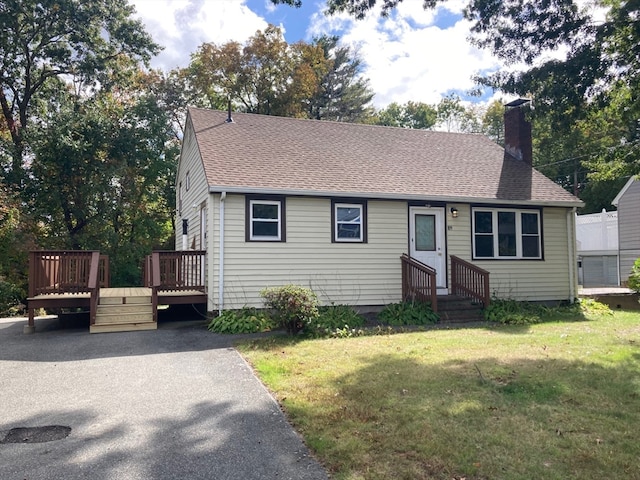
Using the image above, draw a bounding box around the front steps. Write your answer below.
[90,287,157,333]
[437,295,485,323]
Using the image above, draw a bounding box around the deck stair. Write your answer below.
[437,295,485,323]
[90,287,157,333]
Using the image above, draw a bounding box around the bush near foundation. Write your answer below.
[628,258,640,294]
[260,284,319,335]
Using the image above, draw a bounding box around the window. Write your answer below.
[472,208,541,259]
[185,171,190,191]
[246,197,285,242]
[332,200,367,243]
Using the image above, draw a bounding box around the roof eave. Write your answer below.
[208,185,584,208]
[611,176,636,206]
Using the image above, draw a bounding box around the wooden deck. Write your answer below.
[26,250,207,334]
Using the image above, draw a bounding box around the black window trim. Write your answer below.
[471,206,543,260]
[331,199,368,243]
[245,195,287,242]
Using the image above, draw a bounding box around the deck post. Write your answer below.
[24,311,36,334]
[25,252,37,333]
[151,252,160,323]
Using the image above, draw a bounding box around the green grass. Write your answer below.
[238,310,640,480]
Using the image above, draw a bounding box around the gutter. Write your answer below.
[567,207,577,302]
[219,192,226,313]
[208,185,584,208]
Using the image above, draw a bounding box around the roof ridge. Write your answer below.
[187,106,490,139]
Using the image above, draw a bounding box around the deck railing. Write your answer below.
[400,254,438,312]
[145,251,206,291]
[28,251,109,296]
[28,250,103,326]
[450,255,490,307]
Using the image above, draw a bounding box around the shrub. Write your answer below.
[484,298,543,324]
[378,301,439,326]
[0,278,24,317]
[628,257,640,293]
[306,304,365,337]
[208,307,274,334]
[577,298,613,316]
[260,284,319,335]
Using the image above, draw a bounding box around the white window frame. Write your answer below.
[472,207,542,259]
[334,203,364,242]
[249,199,282,241]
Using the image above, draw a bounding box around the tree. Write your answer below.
[0,0,159,190]
[29,81,177,285]
[481,100,505,146]
[308,36,374,122]
[187,26,298,115]
[0,184,37,314]
[183,28,374,122]
[373,101,437,129]
[435,94,474,133]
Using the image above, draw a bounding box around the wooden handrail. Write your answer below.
[27,250,104,327]
[29,250,105,296]
[450,255,490,307]
[146,251,205,323]
[400,254,438,312]
[148,251,206,291]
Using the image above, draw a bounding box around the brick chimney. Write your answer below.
[504,99,532,165]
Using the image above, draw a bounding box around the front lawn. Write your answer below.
[238,310,640,479]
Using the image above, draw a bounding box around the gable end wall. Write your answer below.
[176,121,209,252]
[617,180,640,281]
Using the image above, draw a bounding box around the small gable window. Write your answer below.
[472,207,541,259]
[332,200,367,243]
[246,197,286,242]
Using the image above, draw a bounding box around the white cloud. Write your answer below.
[131,0,505,107]
[309,2,503,107]
[131,0,268,71]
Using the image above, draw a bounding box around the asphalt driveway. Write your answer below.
[0,316,329,480]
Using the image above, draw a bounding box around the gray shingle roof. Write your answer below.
[188,107,582,206]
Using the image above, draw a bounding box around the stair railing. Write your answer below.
[450,255,490,307]
[400,254,438,312]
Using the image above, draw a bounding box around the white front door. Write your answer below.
[409,206,447,294]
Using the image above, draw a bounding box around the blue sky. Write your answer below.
[131,0,504,108]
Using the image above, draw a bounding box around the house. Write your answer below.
[576,209,619,287]
[612,176,640,285]
[176,102,583,313]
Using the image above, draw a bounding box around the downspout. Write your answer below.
[567,207,577,302]
[218,192,226,313]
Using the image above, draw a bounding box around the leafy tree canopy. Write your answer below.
[0,0,160,188]
[181,26,374,122]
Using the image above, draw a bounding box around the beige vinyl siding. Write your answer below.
[175,118,209,251]
[216,195,408,309]
[448,206,574,302]
[617,180,640,282]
